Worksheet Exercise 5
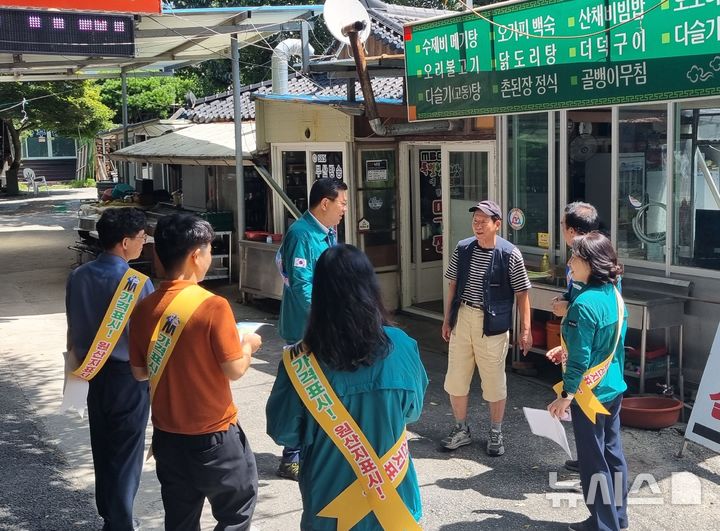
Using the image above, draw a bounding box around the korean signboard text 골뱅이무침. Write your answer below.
[404,0,720,121]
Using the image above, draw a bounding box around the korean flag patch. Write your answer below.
[294,257,307,268]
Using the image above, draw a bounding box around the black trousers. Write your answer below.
[87,359,150,531]
[152,423,258,531]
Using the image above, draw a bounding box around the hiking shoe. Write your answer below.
[564,459,580,472]
[486,429,505,456]
[441,424,471,450]
[276,461,300,481]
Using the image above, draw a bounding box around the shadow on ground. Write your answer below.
[0,368,100,531]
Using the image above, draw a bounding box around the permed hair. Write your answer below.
[571,231,623,285]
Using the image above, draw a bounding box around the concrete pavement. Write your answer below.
[1,188,719,530]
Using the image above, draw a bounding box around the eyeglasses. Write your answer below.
[472,217,493,226]
[129,234,147,242]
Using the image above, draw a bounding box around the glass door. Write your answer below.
[409,145,444,313]
[357,149,398,269]
[442,143,496,311]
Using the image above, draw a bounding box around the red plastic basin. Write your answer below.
[620,396,682,429]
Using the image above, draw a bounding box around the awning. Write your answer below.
[0,6,320,82]
[109,122,256,166]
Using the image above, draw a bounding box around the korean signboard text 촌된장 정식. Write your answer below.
[404,0,720,121]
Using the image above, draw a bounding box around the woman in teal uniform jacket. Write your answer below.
[547,231,629,531]
[266,244,428,530]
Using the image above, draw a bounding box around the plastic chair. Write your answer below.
[23,167,48,195]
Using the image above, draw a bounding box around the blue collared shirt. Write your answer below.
[66,253,154,362]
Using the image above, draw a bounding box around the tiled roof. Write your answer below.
[181,73,403,123]
[363,0,453,52]
[180,1,449,124]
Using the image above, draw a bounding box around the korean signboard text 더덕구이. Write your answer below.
[404,0,720,121]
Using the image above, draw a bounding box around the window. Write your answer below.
[51,136,76,157]
[674,106,720,271]
[22,131,76,159]
[617,106,667,264]
[507,113,549,249]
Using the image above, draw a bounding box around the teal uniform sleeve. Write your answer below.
[266,359,306,449]
[402,340,429,425]
[283,232,315,313]
[562,303,596,394]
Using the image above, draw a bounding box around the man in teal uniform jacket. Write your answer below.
[275,177,348,479]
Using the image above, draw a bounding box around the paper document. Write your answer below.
[59,376,88,419]
[236,322,272,336]
[523,407,572,458]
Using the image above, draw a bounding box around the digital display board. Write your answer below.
[0,8,135,57]
[0,1,160,14]
[404,0,720,121]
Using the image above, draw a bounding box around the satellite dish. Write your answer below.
[324,0,371,45]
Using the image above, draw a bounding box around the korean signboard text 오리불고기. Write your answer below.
[404,0,720,121]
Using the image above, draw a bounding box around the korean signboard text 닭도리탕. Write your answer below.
[404,0,720,121]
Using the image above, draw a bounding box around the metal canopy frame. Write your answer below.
[0,6,319,82]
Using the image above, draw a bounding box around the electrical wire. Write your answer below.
[0,87,81,114]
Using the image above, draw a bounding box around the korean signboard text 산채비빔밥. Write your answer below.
[404,0,720,121]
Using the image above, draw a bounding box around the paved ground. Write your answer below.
[1,188,719,530]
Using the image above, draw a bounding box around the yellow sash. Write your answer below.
[283,345,421,531]
[73,268,148,381]
[554,286,625,423]
[146,284,214,401]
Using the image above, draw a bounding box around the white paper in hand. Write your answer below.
[59,376,88,419]
[236,322,271,337]
[523,407,572,458]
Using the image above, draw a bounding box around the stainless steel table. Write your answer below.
[517,282,685,400]
[238,240,283,300]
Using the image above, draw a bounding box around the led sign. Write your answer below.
[0,1,160,14]
[0,8,135,57]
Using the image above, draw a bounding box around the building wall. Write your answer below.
[255,100,353,148]
[21,159,76,181]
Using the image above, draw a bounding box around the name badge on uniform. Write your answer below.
[567,320,578,328]
[294,257,307,268]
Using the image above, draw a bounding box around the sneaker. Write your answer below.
[276,461,300,481]
[486,429,505,456]
[564,459,580,472]
[441,424,471,450]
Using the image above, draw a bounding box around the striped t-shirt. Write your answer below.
[445,243,531,306]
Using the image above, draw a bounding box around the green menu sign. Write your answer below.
[404,0,720,121]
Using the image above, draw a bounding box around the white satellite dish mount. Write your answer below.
[323,0,372,45]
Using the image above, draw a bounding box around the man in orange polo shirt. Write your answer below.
[129,213,261,531]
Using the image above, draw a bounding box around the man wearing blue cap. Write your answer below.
[441,199,532,456]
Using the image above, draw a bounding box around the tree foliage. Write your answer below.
[0,81,114,194]
[98,75,201,124]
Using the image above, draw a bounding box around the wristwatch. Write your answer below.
[561,390,575,400]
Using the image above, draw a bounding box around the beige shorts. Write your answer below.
[444,303,510,402]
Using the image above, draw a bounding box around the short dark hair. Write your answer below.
[154,213,214,273]
[95,208,146,250]
[308,178,348,209]
[304,244,391,371]
[571,231,623,285]
[564,202,599,234]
